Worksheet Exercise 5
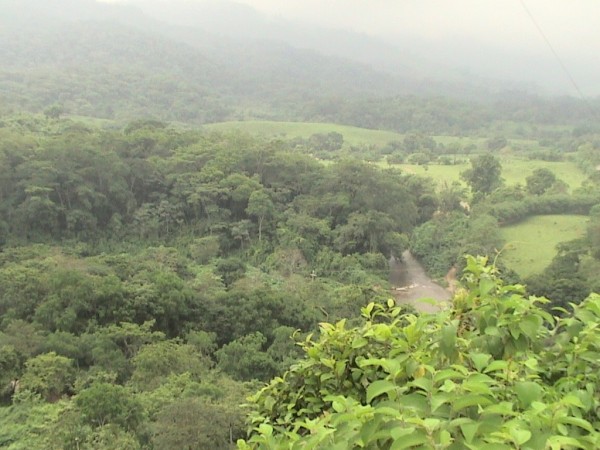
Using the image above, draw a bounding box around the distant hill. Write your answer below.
[0,0,597,131]
[0,0,422,122]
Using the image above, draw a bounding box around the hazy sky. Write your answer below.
[102,0,600,55]
[233,0,598,54]
[100,0,600,93]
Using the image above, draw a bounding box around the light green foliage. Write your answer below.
[20,352,75,402]
[130,341,207,391]
[152,398,239,450]
[411,212,502,279]
[240,257,600,449]
[500,215,588,277]
[0,345,19,395]
[0,396,67,449]
[75,383,143,430]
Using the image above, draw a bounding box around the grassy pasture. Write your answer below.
[204,121,405,146]
[205,120,488,148]
[499,215,589,277]
[395,158,585,190]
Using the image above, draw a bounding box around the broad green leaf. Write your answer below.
[362,302,375,317]
[518,315,542,339]
[460,421,479,444]
[389,427,415,440]
[484,326,500,336]
[434,369,465,383]
[439,429,452,446]
[561,394,585,408]
[483,360,508,373]
[510,428,531,445]
[409,376,432,392]
[366,380,396,403]
[558,416,594,432]
[360,418,379,445]
[469,353,491,372]
[351,336,368,349]
[258,424,273,436]
[331,399,344,412]
[440,324,457,358]
[514,381,543,408]
[390,429,428,450]
[452,394,493,412]
[547,435,586,449]
[479,277,495,295]
[430,392,453,413]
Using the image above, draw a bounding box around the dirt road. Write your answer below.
[389,251,451,313]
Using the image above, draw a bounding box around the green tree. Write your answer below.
[20,352,75,402]
[43,104,65,120]
[216,332,278,381]
[526,168,557,195]
[75,383,143,431]
[461,153,503,195]
[246,190,274,242]
[131,341,206,391]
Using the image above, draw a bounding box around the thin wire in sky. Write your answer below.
[518,0,588,100]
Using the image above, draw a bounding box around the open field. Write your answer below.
[395,158,586,190]
[204,121,405,146]
[205,120,541,148]
[499,215,589,277]
[205,120,494,148]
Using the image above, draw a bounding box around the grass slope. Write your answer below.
[204,120,405,146]
[499,214,589,277]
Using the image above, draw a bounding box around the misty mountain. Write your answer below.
[127,0,521,96]
[0,0,516,123]
[0,0,596,130]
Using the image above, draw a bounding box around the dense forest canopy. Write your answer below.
[0,109,599,448]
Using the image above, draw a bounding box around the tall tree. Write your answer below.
[461,153,503,195]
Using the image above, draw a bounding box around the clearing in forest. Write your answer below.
[204,120,405,146]
[499,214,589,277]
[395,157,585,190]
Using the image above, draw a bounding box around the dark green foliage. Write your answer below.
[526,168,558,195]
[75,383,143,430]
[216,333,279,382]
[526,242,593,311]
[410,212,502,279]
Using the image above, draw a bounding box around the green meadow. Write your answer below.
[204,120,405,146]
[499,215,589,277]
[395,158,585,190]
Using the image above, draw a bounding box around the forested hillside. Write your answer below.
[0,114,433,448]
